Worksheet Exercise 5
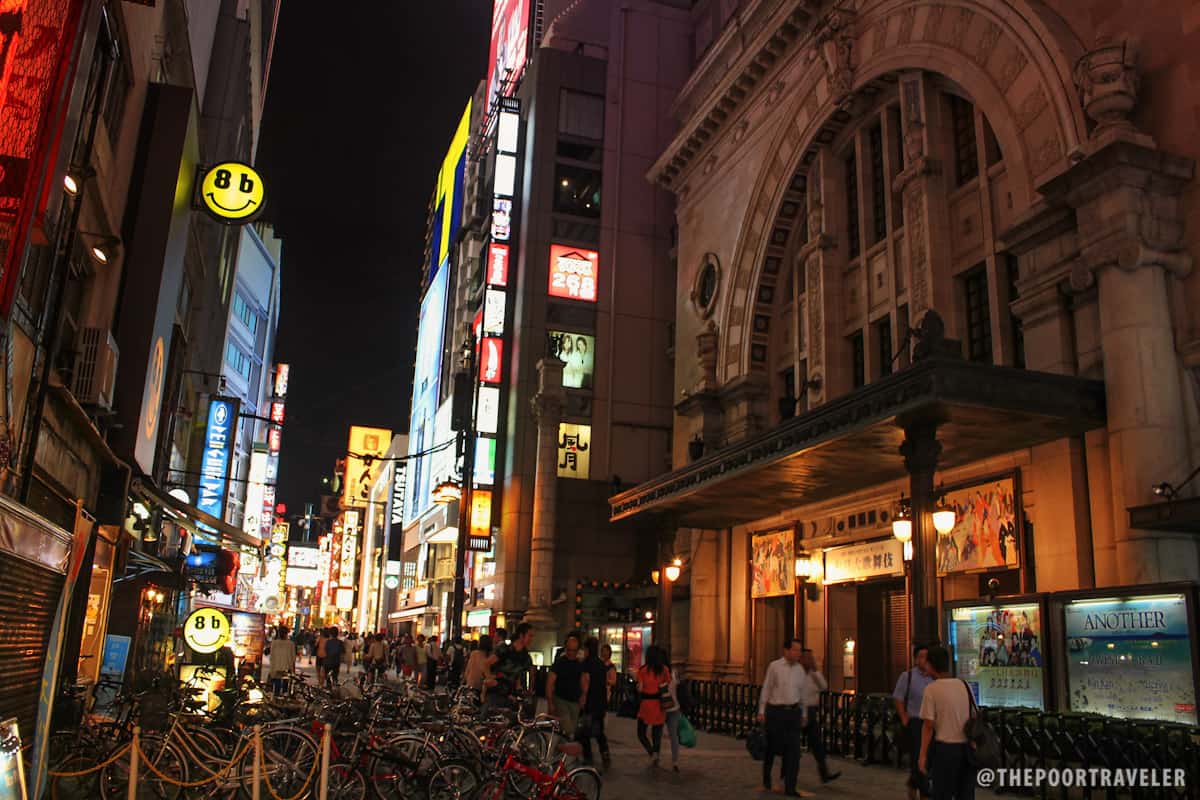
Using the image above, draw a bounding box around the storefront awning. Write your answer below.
[609,358,1106,528]
[131,478,262,550]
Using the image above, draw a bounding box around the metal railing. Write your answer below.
[683,681,1200,799]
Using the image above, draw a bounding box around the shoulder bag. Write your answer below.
[960,679,1001,769]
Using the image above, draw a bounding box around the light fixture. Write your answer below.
[664,557,682,583]
[795,555,812,579]
[933,494,957,535]
[892,497,912,543]
[650,569,660,585]
[644,610,653,621]
[903,540,913,562]
[87,235,121,265]
[63,165,95,196]
[431,479,461,505]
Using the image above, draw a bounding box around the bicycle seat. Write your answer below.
[556,741,583,758]
[418,721,449,735]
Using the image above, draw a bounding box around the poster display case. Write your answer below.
[946,596,1047,710]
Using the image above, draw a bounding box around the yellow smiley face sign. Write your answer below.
[183,607,231,654]
[199,161,265,223]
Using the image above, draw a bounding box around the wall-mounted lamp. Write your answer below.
[664,557,682,583]
[903,540,913,562]
[431,479,461,505]
[78,232,121,265]
[891,497,912,543]
[63,165,96,197]
[932,490,957,535]
[651,569,660,585]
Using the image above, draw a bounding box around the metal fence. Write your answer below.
[684,681,1200,799]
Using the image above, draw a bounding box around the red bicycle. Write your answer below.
[461,739,601,800]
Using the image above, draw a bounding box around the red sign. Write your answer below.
[479,337,503,384]
[548,245,599,302]
[270,401,285,425]
[486,0,531,112]
[487,242,509,286]
[268,427,282,454]
[473,308,483,342]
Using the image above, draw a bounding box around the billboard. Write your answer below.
[549,331,595,390]
[343,426,392,508]
[197,397,238,522]
[1064,593,1196,724]
[476,386,500,434]
[430,100,471,280]
[949,602,1045,710]
[242,449,269,540]
[479,337,503,384]
[339,510,359,587]
[408,263,449,525]
[486,0,531,112]
[549,245,599,302]
[557,423,591,479]
[487,243,510,286]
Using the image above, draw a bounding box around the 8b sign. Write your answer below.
[199,161,266,223]
[183,607,231,654]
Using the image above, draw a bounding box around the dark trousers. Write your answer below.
[577,711,610,762]
[804,705,831,778]
[636,719,663,756]
[929,742,975,800]
[908,718,930,796]
[763,704,803,792]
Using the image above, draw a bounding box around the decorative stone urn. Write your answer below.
[1073,37,1139,135]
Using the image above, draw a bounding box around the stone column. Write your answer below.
[524,358,565,628]
[900,418,941,644]
[797,151,837,404]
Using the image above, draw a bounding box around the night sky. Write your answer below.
[257,4,489,514]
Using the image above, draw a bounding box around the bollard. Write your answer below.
[128,726,140,800]
[318,723,331,800]
[252,725,262,800]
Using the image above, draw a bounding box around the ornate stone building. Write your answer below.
[611,0,1200,698]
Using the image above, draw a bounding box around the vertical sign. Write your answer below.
[339,510,359,587]
[198,397,238,521]
[390,462,407,527]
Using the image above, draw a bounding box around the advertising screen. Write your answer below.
[486,0,531,111]
[549,331,595,389]
[198,397,238,522]
[1064,593,1197,723]
[549,245,599,302]
[407,263,449,525]
[949,603,1045,709]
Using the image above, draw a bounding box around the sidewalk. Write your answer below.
[597,715,1000,800]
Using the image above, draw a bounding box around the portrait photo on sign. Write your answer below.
[936,474,1021,575]
[549,330,594,389]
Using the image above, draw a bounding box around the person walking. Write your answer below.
[579,637,612,769]
[446,637,466,687]
[424,636,441,687]
[800,649,840,783]
[324,627,345,687]
[399,636,417,681]
[600,643,617,701]
[756,638,808,796]
[415,634,429,687]
[465,634,496,696]
[341,629,354,678]
[315,628,329,687]
[635,645,671,766]
[265,626,296,695]
[662,658,683,773]
[366,634,389,684]
[894,642,934,800]
[918,645,976,800]
[487,623,534,715]
[547,632,589,738]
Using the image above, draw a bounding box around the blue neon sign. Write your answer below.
[198,397,237,522]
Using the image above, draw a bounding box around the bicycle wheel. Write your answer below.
[553,766,601,800]
[369,733,439,799]
[427,758,482,800]
[101,734,188,799]
[239,726,319,799]
[327,761,367,800]
[49,750,103,799]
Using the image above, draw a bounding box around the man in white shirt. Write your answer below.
[918,645,975,800]
[266,626,296,695]
[756,638,809,796]
[800,649,840,783]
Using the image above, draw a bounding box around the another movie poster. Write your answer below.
[949,603,1045,709]
[937,476,1020,575]
[751,530,794,598]
[1064,593,1197,724]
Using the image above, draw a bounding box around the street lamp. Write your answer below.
[432,480,461,505]
[664,557,682,583]
[892,497,913,543]
[932,494,957,535]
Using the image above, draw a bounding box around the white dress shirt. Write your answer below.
[801,668,827,708]
[758,657,810,714]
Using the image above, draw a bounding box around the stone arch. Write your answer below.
[720,0,1089,382]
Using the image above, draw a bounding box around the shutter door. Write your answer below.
[887,589,909,680]
[0,551,64,745]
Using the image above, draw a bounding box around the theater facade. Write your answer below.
[610,0,1200,720]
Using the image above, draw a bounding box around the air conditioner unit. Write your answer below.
[72,327,119,409]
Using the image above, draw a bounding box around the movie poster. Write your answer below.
[949,603,1045,709]
[751,530,794,598]
[1064,593,1197,724]
[937,476,1020,575]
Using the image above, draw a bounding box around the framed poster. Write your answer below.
[947,599,1046,709]
[751,530,794,598]
[936,473,1021,575]
[1063,590,1197,724]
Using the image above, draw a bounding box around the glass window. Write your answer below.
[889,106,904,226]
[558,90,605,140]
[557,140,602,163]
[845,153,860,259]
[868,124,886,245]
[225,342,252,379]
[850,330,865,388]
[554,163,601,218]
[964,266,992,364]
[950,94,979,187]
[876,315,893,378]
[233,292,259,335]
[1006,254,1025,368]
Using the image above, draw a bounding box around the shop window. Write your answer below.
[963,265,992,364]
[868,123,886,245]
[850,330,865,388]
[1006,254,1025,368]
[950,94,979,187]
[554,163,601,218]
[845,153,860,259]
[875,315,892,378]
[556,140,602,163]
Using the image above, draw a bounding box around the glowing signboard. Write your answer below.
[549,245,599,302]
[269,401,285,425]
[339,510,359,587]
[492,198,512,241]
[549,331,595,390]
[557,423,591,479]
[183,607,231,654]
[199,161,266,223]
[476,386,500,434]
[487,243,509,286]
[486,0,531,111]
[479,338,503,383]
[344,426,392,507]
[483,289,506,335]
[197,397,237,521]
[274,363,290,398]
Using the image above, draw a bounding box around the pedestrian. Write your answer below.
[894,642,934,800]
[577,637,612,769]
[350,631,363,667]
[425,636,441,687]
[324,627,345,687]
[400,636,417,680]
[918,645,975,800]
[800,648,840,783]
[341,629,354,677]
[662,655,683,773]
[600,643,617,700]
[635,644,671,767]
[315,628,329,687]
[265,625,296,695]
[487,622,534,715]
[446,637,466,687]
[465,634,496,695]
[756,638,807,796]
[547,632,589,738]
[415,634,429,687]
[366,634,389,684]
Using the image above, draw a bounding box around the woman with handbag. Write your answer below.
[635,645,671,766]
